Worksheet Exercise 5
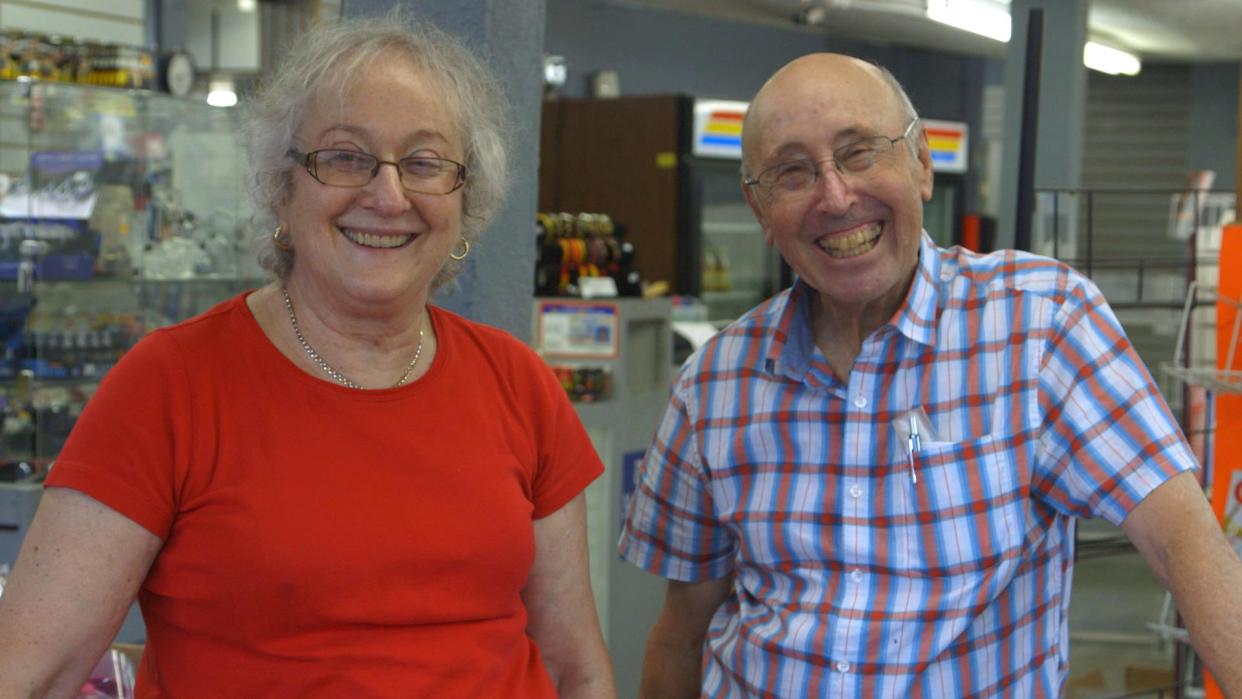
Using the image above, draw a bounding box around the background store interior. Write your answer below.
[0,0,1239,697]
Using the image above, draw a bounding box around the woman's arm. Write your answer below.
[522,493,616,699]
[0,487,162,698]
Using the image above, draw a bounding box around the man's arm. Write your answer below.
[639,575,732,699]
[1121,470,1242,695]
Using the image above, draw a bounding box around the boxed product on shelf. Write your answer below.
[0,219,98,280]
[0,150,104,280]
[1,150,101,219]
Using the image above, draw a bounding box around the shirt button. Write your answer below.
[850,569,864,583]
[849,484,863,499]
[836,660,851,673]
[853,396,867,408]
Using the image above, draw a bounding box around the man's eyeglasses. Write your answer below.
[744,118,919,200]
[289,148,467,195]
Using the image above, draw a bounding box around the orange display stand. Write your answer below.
[1204,223,1242,699]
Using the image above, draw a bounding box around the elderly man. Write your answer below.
[619,53,1242,698]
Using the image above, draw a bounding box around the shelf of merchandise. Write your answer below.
[1,78,257,467]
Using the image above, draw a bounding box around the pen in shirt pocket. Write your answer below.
[892,408,935,484]
[906,414,921,484]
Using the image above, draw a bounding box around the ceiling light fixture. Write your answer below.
[793,5,829,26]
[1083,41,1142,75]
[927,1,1141,76]
[926,0,1011,42]
[207,80,238,108]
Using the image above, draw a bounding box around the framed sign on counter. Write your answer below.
[535,300,620,359]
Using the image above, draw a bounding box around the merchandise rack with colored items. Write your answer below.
[1,30,158,90]
[534,211,641,298]
[548,363,611,403]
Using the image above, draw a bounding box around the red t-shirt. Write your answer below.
[46,292,603,697]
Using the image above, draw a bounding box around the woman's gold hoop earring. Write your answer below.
[449,238,470,261]
[273,225,292,251]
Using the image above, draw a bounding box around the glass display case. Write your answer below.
[0,79,264,465]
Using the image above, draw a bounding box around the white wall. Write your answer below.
[0,0,145,46]
[186,1,259,72]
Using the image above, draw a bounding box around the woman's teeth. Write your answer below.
[817,223,881,258]
[342,229,412,249]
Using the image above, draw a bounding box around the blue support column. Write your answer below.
[997,0,1088,250]
[344,0,545,341]
[155,0,190,52]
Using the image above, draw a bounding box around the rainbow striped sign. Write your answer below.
[921,119,969,174]
[693,99,748,159]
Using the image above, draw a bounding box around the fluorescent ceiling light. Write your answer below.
[207,81,238,108]
[1083,41,1142,75]
[927,1,1141,76]
[926,0,1012,43]
[206,90,237,108]
[237,0,256,11]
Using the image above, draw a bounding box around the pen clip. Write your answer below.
[906,415,920,484]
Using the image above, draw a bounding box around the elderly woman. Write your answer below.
[0,13,615,698]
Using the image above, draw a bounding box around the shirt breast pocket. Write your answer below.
[901,435,1026,579]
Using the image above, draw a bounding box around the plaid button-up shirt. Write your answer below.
[619,234,1195,698]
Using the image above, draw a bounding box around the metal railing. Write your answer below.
[1162,281,1242,394]
[1032,187,1234,308]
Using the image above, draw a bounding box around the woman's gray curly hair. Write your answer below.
[243,10,510,287]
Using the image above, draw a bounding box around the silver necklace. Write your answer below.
[281,285,424,389]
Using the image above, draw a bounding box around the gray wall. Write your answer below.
[544,0,825,101]
[1187,62,1240,191]
[544,0,998,214]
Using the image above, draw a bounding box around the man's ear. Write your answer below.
[742,180,774,246]
[914,126,934,202]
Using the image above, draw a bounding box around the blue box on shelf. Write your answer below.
[0,219,98,280]
[0,150,103,280]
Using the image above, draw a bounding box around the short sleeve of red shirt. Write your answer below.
[46,328,193,539]
[509,332,605,518]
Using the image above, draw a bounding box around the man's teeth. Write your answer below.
[817,224,882,258]
[342,229,412,249]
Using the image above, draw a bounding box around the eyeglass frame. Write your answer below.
[743,117,921,197]
[287,148,468,195]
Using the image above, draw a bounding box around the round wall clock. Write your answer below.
[160,50,195,97]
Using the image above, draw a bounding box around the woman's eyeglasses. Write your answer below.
[288,148,466,195]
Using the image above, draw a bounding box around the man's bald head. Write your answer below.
[741,53,918,178]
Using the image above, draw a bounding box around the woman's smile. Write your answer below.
[340,227,417,249]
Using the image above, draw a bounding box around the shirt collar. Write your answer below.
[764,281,812,379]
[888,232,942,348]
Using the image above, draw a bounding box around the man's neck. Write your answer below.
[807,281,910,381]
[810,301,872,381]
